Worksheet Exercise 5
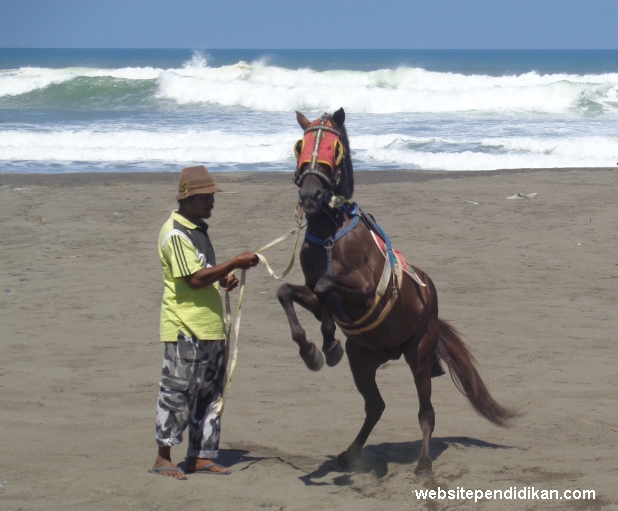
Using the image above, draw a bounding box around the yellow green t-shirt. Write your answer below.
[158,211,226,341]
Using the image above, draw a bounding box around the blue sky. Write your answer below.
[1,0,617,49]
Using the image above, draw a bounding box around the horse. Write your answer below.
[276,108,516,473]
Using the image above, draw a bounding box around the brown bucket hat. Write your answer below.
[176,165,222,200]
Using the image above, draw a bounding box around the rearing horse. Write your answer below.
[277,108,516,472]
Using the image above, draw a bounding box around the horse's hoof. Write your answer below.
[323,339,344,367]
[414,460,432,474]
[300,343,324,371]
[337,447,361,469]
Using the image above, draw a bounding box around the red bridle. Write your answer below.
[293,113,345,187]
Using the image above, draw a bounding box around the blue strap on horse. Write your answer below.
[303,216,360,250]
[304,203,360,251]
[304,203,359,324]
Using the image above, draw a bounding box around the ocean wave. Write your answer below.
[1,129,615,170]
[362,148,614,170]
[0,66,161,97]
[2,58,618,115]
[0,129,296,164]
[478,136,618,159]
[1,76,158,110]
[156,62,618,114]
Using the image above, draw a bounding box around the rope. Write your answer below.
[213,203,305,416]
[254,202,305,280]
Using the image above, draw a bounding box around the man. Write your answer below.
[151,165,258,479]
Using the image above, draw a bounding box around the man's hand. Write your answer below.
[184,252,259,290]
[219,252,258,291]
[220,274,239,292]
[233,252,259,270]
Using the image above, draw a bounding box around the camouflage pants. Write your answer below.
[155,331,226,458]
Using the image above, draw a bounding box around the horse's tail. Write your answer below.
[436,319,518,427]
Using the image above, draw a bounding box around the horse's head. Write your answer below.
[293,107,352,215]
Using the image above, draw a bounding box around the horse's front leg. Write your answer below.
[317,300,345,367]
[277,283,324,371]
[314,271,374,367]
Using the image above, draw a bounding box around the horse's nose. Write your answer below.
[299,185,323,203]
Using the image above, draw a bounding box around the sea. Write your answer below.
[2,48,618,174]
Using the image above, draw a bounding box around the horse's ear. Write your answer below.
[296,111,311,131]
[332,107,345,128]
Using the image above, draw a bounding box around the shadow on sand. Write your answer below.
[299,436,515,487]
[212,437,514,487]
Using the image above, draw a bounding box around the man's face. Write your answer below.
[186,193,215,219]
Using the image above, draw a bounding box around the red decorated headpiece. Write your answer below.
[294,118,345,172]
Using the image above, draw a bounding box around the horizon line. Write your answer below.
[2,47,618,51]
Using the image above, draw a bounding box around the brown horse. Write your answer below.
[277,108,516,472]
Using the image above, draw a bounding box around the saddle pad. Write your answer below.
[370,231,426,288]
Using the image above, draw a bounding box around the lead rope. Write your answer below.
[214,203,305,416]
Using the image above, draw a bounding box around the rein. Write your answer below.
[213,204,306,416]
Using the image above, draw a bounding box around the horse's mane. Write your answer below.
[334,122,354,199]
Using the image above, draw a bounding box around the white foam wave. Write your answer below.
[353,133,618,159]
[358,135,618,169]
[0,129,616,170]
[363,148,614,170]
[0,68,75,97]
[156,60,618,114]
[479,136,618,159]
[3,59,618,114]
[0,129,296,164]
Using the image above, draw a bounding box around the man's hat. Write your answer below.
[176,165,222,201]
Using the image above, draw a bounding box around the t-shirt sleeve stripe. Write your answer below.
[161,231,203,278]
[171,236,184,273]
[172,235,190,275]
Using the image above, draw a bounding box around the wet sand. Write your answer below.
[0,168,616,510]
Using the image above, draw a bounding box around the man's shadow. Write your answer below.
[299,436,515,487]
[179,448,309,475]
[177,450,251,472]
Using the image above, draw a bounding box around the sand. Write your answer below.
[0,168,616,511]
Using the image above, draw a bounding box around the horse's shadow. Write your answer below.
[299,436,514,486]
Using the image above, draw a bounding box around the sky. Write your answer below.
[1,0,618,49]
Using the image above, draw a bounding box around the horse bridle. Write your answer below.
[293,113,343,188]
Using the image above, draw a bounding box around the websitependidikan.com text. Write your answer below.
[415,487,595,502]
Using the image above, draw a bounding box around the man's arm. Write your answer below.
[184,252,258,289]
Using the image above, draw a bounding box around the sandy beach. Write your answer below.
[0,167,616,511]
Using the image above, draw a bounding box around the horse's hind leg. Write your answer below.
[338,340,391,467]
[277,283,324,371]
[404,319,439,473]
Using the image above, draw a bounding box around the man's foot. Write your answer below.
[185,457,231,475]
[150,456,187,480]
